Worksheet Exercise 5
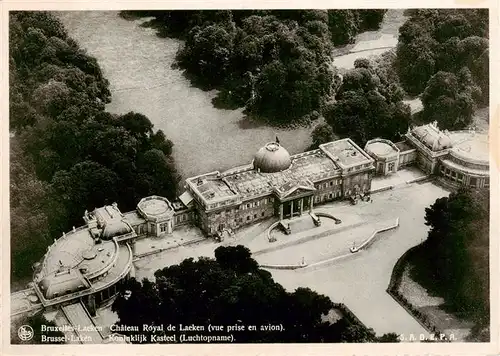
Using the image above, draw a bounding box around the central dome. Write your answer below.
[253,142,292,173]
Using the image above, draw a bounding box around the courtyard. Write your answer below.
[132,176,450,338]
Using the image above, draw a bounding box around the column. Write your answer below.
[290,200,294,218]
[299,199,303,216]
[309,196,313,212]
[279,204,283,221]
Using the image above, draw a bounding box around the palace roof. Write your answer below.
[186,138,374,205]
[449,131,489,165]
[410,122,453,152]
[34,203,135,304]
[319,139,374,168]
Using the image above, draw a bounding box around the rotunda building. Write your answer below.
[364,139,400,175]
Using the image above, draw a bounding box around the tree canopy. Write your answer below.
[9,12,180,282]
[396,9,488,128]
[323,55,411,145]
[123,10,387,123]
[112,245,398,343]
[412,188,489,329]
[421,69,481,130]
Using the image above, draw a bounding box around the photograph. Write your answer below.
[3,3,497,354]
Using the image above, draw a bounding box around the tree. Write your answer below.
[323,57,410,145]
[31,79,71,116]
[376,333,400,342]
[396,9,489,106]
[358,10,387,30]
[10,138,53,280]
[214,245,259,273]
[340,324,376,342]
[51,161,121,226]
[136,149,180,200]
[327,10,361,45]
[469,47,489,106]
[309,123,337,149]
[179,23,236,86]
[415,188,489,325]
[421,71,479,129]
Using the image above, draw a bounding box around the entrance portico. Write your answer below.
[274,179,316,221]
[279,195,314,220]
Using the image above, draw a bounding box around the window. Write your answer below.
[470,177,477,187]
[261,212,265,217]
[329,193,333,199]
[247,216,250,221]
[330,181,333,186]
[264,198,267,204]
[485,178,489,188]
[247,203,250,208]
[254,214,257,219]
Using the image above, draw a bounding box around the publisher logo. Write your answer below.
[18,325,34,342]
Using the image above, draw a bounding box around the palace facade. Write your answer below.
[182,138,375,237]
[365,122,489,189]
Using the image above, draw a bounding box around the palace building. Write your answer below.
[29,196,195,316]
[18,122,488,320]
[181,138,375,237]
[365,122,489,189]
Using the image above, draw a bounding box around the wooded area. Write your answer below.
[10,12,180,282]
